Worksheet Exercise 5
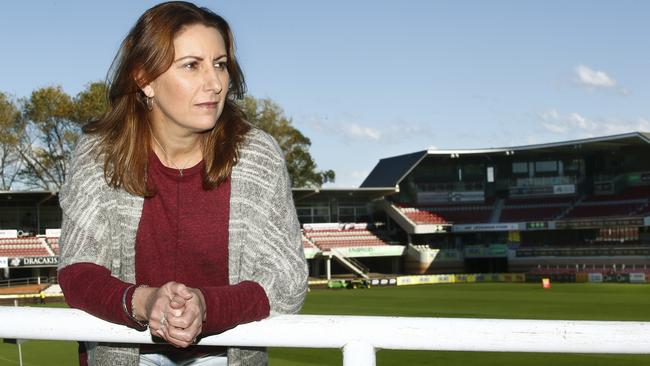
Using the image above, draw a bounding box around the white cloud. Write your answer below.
[309,116,434,144]
[540,109,650,137]
[343,123,382,141]
[542,109,560,120]
[574,65,616,88]
[542,122,568,134]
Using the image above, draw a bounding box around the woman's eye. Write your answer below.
[214,61,227,69]
[183,61,198,70]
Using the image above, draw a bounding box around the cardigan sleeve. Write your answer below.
[251,144,309,316]
[198,281,270,333]
[58,135,112,271]
[56,136,146,330]
[58,262,146,330]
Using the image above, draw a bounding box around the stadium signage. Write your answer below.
[464,244,508,258]
[588,273,603,283]
[396,273,525,286]
[552,184,576,194]
[516,247,650,257]
[397,274,454,286]
[416,191,484,204]
[452,223,521,232]
[8,256,59,268]
[369,278,397,286]
[0,230,18,239]
[555,217,644,230]
[525,221,548,230]
[510,186,553,196]
[45,228,61,237]
[334,246,405,258]
[629,273,646,283]
[510,184,576,197]
[0,257,7,269]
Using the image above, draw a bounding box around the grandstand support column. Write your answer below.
[326,255,332,280]
[407,234,412,245]
[312,259,321,277]
[391,257,400,273]
[36,192,55,235]
[343,341,376,366]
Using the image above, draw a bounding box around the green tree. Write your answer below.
[241,96,335,188]
[0,92,22,190]
[73,82,109,124]
[16,82,108,190]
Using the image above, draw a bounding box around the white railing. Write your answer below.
[1,307,650,365]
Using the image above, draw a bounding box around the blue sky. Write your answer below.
[1,1,648,187]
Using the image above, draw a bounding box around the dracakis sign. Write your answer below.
[8,256,59,267]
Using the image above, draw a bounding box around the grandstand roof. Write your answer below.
[361,132,650,188]
[0,191,58,207]
[360,150,427,189]
[293,187,398,202]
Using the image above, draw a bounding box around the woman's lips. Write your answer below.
[195,102,219,108]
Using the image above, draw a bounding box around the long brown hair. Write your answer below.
[83,1,250,196]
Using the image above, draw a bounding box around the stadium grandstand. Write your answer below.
[1,132,650,287]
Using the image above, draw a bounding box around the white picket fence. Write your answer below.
[1,307,649,365]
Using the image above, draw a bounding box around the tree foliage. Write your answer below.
[0,92,22,190]
[73,82,109,124]
[1,82,108,191]
[240,96,335,188]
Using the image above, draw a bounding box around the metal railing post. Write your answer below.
[343,341,376,366]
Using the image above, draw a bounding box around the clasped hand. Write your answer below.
[135,282,206,348]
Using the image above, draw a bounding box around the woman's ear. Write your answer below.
[134,69,155,97]
[142,84,155,98]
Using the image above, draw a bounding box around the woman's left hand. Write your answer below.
[163,284,206,348]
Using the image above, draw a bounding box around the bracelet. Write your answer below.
[122,284,149,328]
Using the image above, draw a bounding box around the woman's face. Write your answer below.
[145,24,230,135]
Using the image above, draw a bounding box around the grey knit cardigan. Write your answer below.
[58,127,309,366]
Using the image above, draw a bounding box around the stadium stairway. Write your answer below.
[556,195,586,220]
[328,249,370,279]
[490,198,504,223]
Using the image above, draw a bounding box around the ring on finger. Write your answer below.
[160,312,166,327]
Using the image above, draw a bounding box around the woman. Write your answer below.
[57,2,308,365]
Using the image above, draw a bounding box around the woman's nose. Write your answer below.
[204,68,222,94]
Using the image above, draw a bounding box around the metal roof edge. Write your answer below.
[425,131,650,155]
[393,151,429,187]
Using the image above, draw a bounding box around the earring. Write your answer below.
[146,96,154,111]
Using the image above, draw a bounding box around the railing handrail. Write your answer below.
[0,276,54,287]
[1,307,649,365]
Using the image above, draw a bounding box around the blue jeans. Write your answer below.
[139,353,227,366]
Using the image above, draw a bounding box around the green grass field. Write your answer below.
[1,283,649,365]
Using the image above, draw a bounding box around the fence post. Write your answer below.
[343,341,375,366]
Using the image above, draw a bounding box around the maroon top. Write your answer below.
[59,152,270,361]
